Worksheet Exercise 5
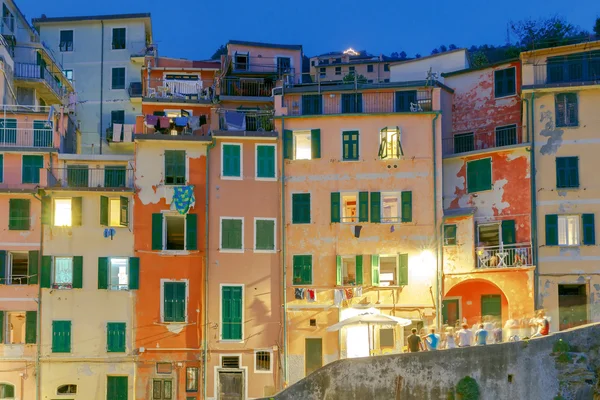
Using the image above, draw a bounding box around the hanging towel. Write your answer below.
[188,116,200,130]
[225,111,246,131]
[172,185,195,214]
[159,116,171,129]
[145,115,159,127]
[355,286,363,298]
[307,289,316,302]
[174,116,189,127]
[199,115,207,126]
[334,289,344,307]
[294,288,305,300]
[112,123,122,142]
[344,288,354,300]
[122,124,134,142]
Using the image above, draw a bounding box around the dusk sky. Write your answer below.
[21,0,599,60]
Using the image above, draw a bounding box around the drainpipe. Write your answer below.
[281,113,288,387]
[33,191,44,400]
[528,94,539,310]
[431,112,442,330]
[99,20,104,155]
[203,139,215,400]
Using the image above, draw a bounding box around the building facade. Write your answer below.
[309,49,397,83]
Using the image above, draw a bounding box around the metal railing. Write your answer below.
[531,60,600,86]
[442,125,523,155]
[3,274,29,285]
[476,243,533,269]
[48,167,134,189]
[144,77,214,101]
[226,55,295,75]
[0,122,54,148]
[217,109,274,131]
[128,82,142,97]
[1,104,53,114]
[14,63,65,97]
[219,77,275,97]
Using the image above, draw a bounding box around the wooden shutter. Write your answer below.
[129,257,139,290]
[330,192,340,223]
[164,282,174,321]
[186,213,198,251]
[501,220,516,245]
[223,144,241,177]
[370,192,381,223]
[98,257,108,290]
[283,130,293,159]
[311,129,321,159]
[556,157,566,188]
[355,255,363,285]
[120,196,129,226]
[25,311,37,344]
[152,213,163,250]
[0,311,3,343]
[28,250,39,285]
[72,256,83,289]
[71,197,82,226]
[545,214,559,246]
[222,286,242,340]
[41,196,52,225]
[257,145,275,178]
[0,250,5,284]
[52,321,71,353]
[359,192,369,222]
[41,256,52,288]
[107,322,126,352]
[398,253,409,286]
[107,376,128,400]
[100,196,109,226]
[401,191,412,222]
[583,214,596,245]
[256,220,275,251]
[371,255,380,286]
[336,255,342,286]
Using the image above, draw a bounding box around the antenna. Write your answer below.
[426,67,438,86]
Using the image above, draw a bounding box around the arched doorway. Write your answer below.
[443,279,509,328]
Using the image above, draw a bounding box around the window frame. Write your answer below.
[255,143,276,181]
[335,66,341,75]
[111,27,127,50]
[340,192,359,223]
[220,284,244,341]
[0,382,15,399]
[52,256,74,289]
[341,130,360,161]
[378,254,400,287]
[56,384,77,394]
[185,367,199,392]
[164,150,187,186]
[59,30,73,52]
[106,322,126,353]
[292,254,313,286]
[291,193,311,224]
[380,191,402,223]
[555,93,579,128]
[8,198,30,231]
[51,320,71,353]
[221,143,243,180]
[493,66,517,98]
[219,217,244,253]
[6,251,30,285]
[293,130,312,160]
[63,69,73,82]
[4,311,26,344]
[384,64,390,72]
[163,213,187,252]
[444,224,457,246]
[558,214,581,247]
[367,64,374,73]
[160,279,189,323]
[111,67,126,90]
[253,217,276,253]
[108,257,129,291]
[340,255,358,286]
[254,349,273,374]
[53,198,73,227]
[21,154,43,184]
[378,127,403,159]
[556,156,579,189]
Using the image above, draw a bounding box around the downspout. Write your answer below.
[431,112,442,330]
[33,191,44,400]
[281,112,288,387]
[528,94,539,309]
[99,20,105,154]
[203,139,215,400]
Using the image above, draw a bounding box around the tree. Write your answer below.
[415,53,422,59]
[449,44,458,50]
[399,51,407,59]
[594,17,600,36]
[211,44,227,60]
[471,51,489,68]
[439,45,448,53]
[510,16,589,50]
[431,48,440,55]
[343,73,367,84]
[390,51,399,58]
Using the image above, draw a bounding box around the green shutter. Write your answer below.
[356,255,363,285]
[255,219,275,251]
[444,225,457,245]
[186,213,198,251]
[311,129,321,159]
[330,192,340,223]
[41,256,52,288]
[401,191,412,222]
[72,256,83,289]
[222,286,243,340]
[25,311,37,344]
[302,256,312,285]
[0,311,3,342]
[71,197,82,226]
[22,155,43,184]
[223,144,241,177]
[52,320,71,353]
[129,257,139,290]
[467,158,492,193]
[164,282,186,322]
[42,196,52,225]
[336,255,342,286]
[221,219,242,250]
[370,192,381,223]
[292,193,311,224]
[0,250,5,284]
[545,214,559,246]
[398,253,409,286]
[371,255,380,286]
[100,196,109,226]
[583,214,596,245]
[9,199,30,230]
[28,250,39,285]
[283,130,293,160]
[107,322,126,352]
[359,192,369,222]
[152,213,163,250]
[501,220,516,245]
[257,145,275,178]
[0,154,3,182]
[98,257,108,290]
[556,157,566,188]
[120,196,129,226]
[107,376,128,400]
[164,282,174,321]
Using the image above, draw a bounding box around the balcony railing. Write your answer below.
[48,167,134,190]
[442,125,523,155]
[531,58,600,86]
[0,122,54,148]
[217,109,274,132]
[1,105,53,114]
[220,78,274,97]
[476,243,533,269]
[144,78,214,101]
[226,55,295,75]
[128,82,142,97]
[14,63,65,98]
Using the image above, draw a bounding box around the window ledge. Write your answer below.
[254,370,273,374]
[255,177,277,182]
[218,339,244,344]
[556,187,580,190]
[219,249,244,253]
[220,175,243,181]
[254,249,277,254]
[159,250,190,256]
[494,93,517,100]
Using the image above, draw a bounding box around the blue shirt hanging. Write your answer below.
[172,185,195,214]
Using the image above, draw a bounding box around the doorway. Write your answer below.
[218,371,244,400]
[305,338,323,376]
[442,299,460,327]
[481,294,502,322]
[558,284,588,330]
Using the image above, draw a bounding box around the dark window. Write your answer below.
[547,51,600,84]
[164,150,186,185]
[234,53,248,71]
[165,215,185,251]
[556,156,579,188]
[292,193,311,224]
[277,57,291,75]
[256,351,271,371]
[112,28,126,50]
[555,93,578,127]
[319,67,326,77]
[335,66,341,75]
[342,131,359,160]
[111,67,125,90]
[59,30,73,52]
[495,124,517,147]
[453,133,474,154]
[334,58,341,64]
[444,225,457,245]
[302,95,322,115]
[341,93,363,113]
[57,384,77,394]
[395,91,417,112]
[494,67,516,98]
[367,65,374,73]
[384,64,390,72]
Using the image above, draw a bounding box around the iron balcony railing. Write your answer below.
[48,167,134,189]
[219,77,275,97]
[144,77,214,101]
[1,104,53,114]
[442,125,523,155]
[476,243,533,269]
[0,121,54,148]
[226,55,295,75]
[531,58,600,86]
[217,109,274,132]
[128,82,142,97]
[14,62,65,98]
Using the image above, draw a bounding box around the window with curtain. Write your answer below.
[54,257,73,286]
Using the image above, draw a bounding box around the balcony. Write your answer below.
[227,54,295,76]
[128,82,142,98]
[144,78,214,103]
[214,109,276,138]
[134,114,211,142]
[442,125,524,156]
[14,62,65,100]
[0,120,55,149]
[219,77,274,99]
[47,167,134,191]
[528,52,600,87]
[476,243,533,269]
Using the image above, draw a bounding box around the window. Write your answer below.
[52,320,71,353]
[255,350,272,373]
[222,144,241,179]
[277,57,291,75]
[57,384,77,394]
[556,157,579,188]
[0,118,17,145]
[220,218,243,252]
[109,258,129,290]
[98,257,138,291]
[63,70,73,82]
[292,193,311,224]
[164,150,186,185]
[53,257,74,289]
[495,124,517,147]
[545,214,592,247]
[221,286,243,340]
[367,65,374,73]
[331,192,368,223]
[341,193,358,223]
[558,215,580,246]
[111,67,126,90]
[380,328,394,347]
[494,67,516,98]
[256,144,275,179]
[234,53,248,71]
[555,93,578,127]
[341,93,363,113]
[106,322,126,352]
[8,199,29,230]
[163,281,187,322]
[338,255,361,286]
[105,166,127,188]
[453,133,474,154]
[292,255,312,285]
[319,67,326,78]
[342,131,359,160]
[22,155,43,184]
[285,129,321,161]
[371,254,408,287]
[444,225,457,246]
[165,215,185,250]
[107,377,128,400]
[466,158,492,193]
[294,131,311,160]
[111,110,125,128]
[349,66,355,74]
[5,251,37,285]
[395,91,417,112]
[59,30,73,52]
[186,367,198,391]
[381,192,401,223]
[100,196,129,227]
[0,384,14,399]
[112,28,126,50]
[152,213,197,251]
[152,379,173,399]
[0,154,3,182]
[2,310,36,345]
[335,66,341,75]
[384,64,390,72]
[302,95,322,115]
[378,127,403,159]
[53,198,82,227]
[255,218,275,252]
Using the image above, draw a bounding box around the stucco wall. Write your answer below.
[390,50,468,83]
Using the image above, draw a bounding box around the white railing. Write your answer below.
[476,243,533,269]
[0,127,54,148]
[2,105,53,114]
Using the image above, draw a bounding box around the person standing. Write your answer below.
[531,310,550,338]
[407,328,422,352]
[475,324,488,345]
[456,323,473,347]
[424,328,441,350]
[445,327,456,349]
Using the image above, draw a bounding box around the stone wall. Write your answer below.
[270,323,600,400]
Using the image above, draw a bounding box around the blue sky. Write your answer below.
[21,0,598,60]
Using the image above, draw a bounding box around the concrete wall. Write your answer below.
[390,50,469,83]
[227,43,302,83]
[272,323,600,400]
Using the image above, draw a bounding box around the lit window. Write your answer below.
[54,199,72,227]
[341,193,357,223]
[165,215,185,250]
[5,311,25,344]
[7,252,29,285]
[381,192,401,223]
[63,70,73,82]
[559,215,580,246]
[255,350,271,372]
[342,256,357,285]
[53,257,73,289]
[109,258,129,290]
[294,131,311,160]
[379,255,398,286]
[379,127,403,159]
[109,198,121,227]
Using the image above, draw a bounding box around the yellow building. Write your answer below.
[522,40,600,333]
